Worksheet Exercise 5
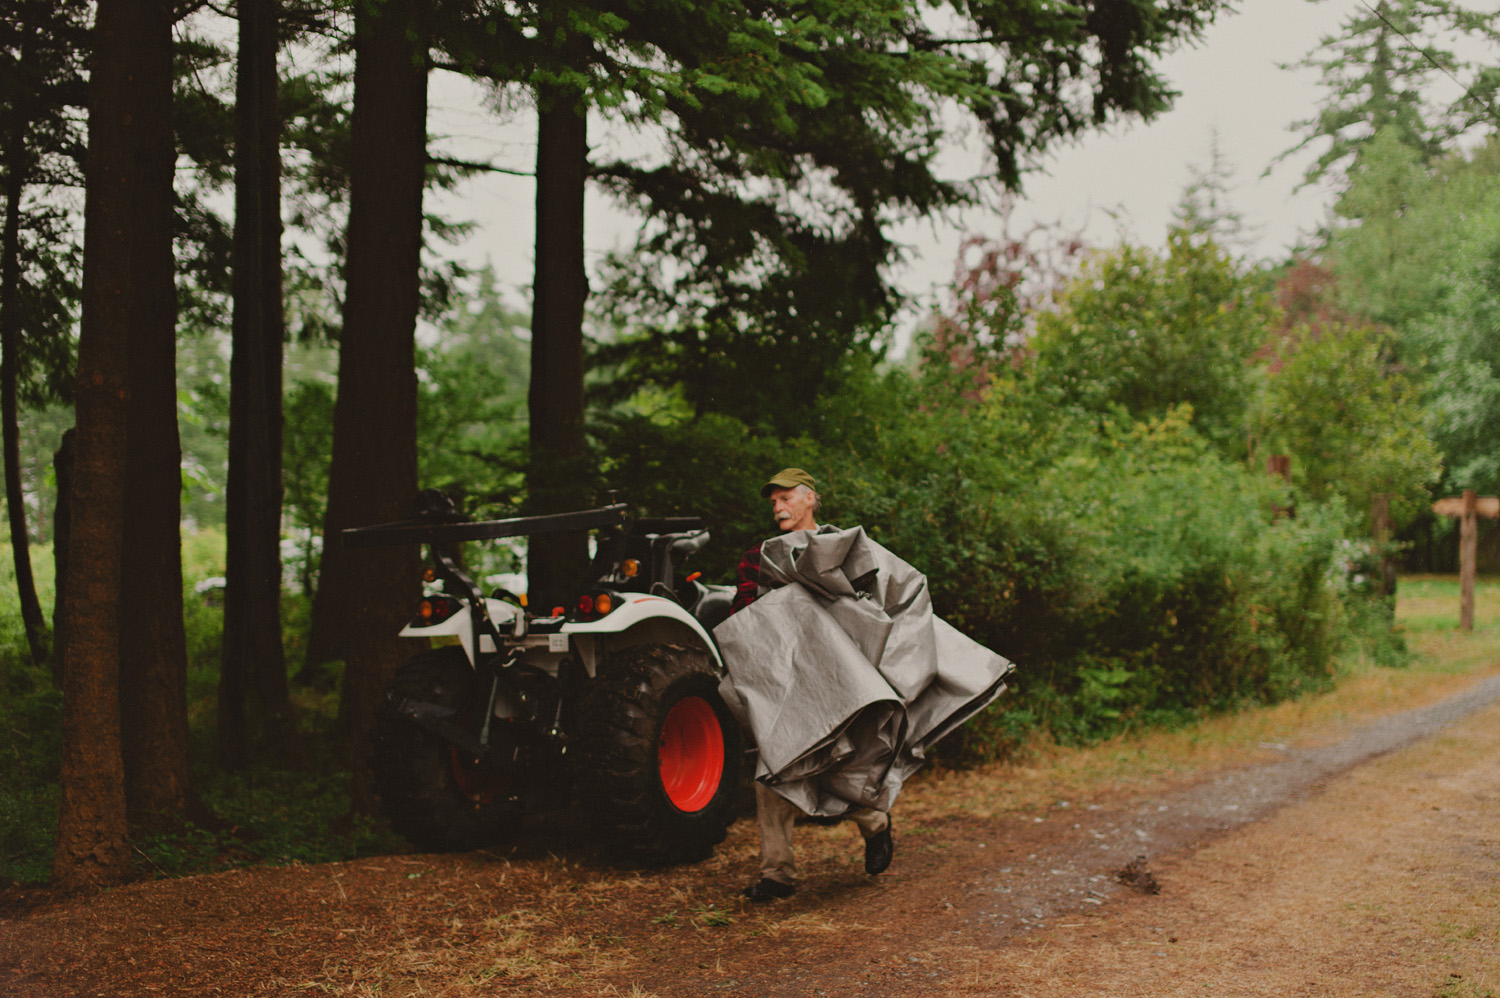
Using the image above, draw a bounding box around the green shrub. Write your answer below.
[601,341,1396,758]
[0,660,61,884]
[593,408,822,580]
[806,351,1380,754]
[133,762,403,879]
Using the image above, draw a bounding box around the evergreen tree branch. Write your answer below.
[1360,0,1500,128]
[426,155,532,178]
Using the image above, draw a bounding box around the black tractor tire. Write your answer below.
[573,643,742,865]
[371,647,519,852]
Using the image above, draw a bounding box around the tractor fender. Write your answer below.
[563,594,724,677]
[399,599,519,665]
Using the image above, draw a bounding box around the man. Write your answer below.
[730,467,894,902]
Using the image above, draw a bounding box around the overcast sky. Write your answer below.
[424,1,1376,325]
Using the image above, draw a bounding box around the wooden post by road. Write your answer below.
[1461,490,1477,631]
[1431,489,1499,632]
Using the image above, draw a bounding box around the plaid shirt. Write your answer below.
[729,542,763,615]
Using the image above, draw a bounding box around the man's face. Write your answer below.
[768,486,817,532]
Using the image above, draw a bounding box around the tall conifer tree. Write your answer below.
[1282,0,1500,186]
[54,0,176,887]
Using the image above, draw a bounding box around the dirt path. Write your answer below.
[984,691,1500,998]
[3,674,1498,998]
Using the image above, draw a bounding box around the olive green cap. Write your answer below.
[761,467,816,498]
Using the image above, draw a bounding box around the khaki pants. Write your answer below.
[756,782,889,885]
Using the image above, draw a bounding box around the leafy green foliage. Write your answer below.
[417,265,531,510]
[594,406,818,578]
[1257,321,1440,526]
[816,357,1361,752]
[1028,231,1275,459]
[134,770,402,878]
[1325,127,1450,331]
[13,403,69,543]
[0,539,57,882]
[583,0,1233,432]
[176,332,232,528]
[1322,131,1500,496]
[1413,241,1500,493]
[598,305,1391,761]
[0,654,60,884]
[282,363,336,595]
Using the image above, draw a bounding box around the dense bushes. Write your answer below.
[823,357,1369,752]
[602,334,1397,758]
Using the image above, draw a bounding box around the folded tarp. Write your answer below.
[713,525,1014,817]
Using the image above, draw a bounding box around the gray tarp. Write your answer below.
[713,526,1014,817]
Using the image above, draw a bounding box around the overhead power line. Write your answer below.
[1359,0,1500,128]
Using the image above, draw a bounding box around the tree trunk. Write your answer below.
[1460,488,1476,632]
[305,0,426,812]
[113,0,197,832]
[219,0,289,770]
[526,86,590,610]
[118,308,198,832]
[0,113,48,665]
[53,0,175,888]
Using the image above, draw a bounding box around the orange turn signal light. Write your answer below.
[621,558,640,578]
[575,591,618,620]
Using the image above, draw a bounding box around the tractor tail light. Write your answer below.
[573,590,619,621]
[412,596,461,627]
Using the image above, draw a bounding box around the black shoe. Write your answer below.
[864,823,893,875]
[743,878,796,903]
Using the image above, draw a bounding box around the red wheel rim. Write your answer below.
[449,747,509,805]
[658,695,725,812]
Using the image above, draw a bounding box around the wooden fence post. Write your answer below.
[1429,491,1496,632]
[1460,489,1477,632]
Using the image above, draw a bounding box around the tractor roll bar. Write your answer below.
[342,503,630,548]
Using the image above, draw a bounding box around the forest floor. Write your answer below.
[3,584,1499,998]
